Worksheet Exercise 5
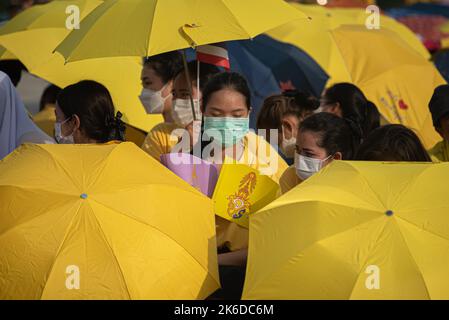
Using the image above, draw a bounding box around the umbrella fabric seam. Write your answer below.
[39,201,83,299]
[89,197,219,287]
[391,218,432,300]
[87,204,133,299]
[246,210,385,296]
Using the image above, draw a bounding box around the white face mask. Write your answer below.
[139,84,170,114]
[280,128,296,158]
[295,152,333,180]
[54,117,75,144]
[172,98,201,127]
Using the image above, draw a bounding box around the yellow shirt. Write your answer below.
[428,140,449,163]
[279,165,303,195]
[32,105,56,137]
[141,122,181,161]
[215,131,288,251]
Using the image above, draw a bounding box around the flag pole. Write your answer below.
[181,50,197,121]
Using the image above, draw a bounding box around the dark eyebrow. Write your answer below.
[302,148,314,154]
[232,107,248,113]
[207,106,223,113]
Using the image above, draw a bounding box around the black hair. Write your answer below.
[57,80,125,143]
[257,90,318,130]
[39,84,61,111]
[175,60,220,92]
[0,60,26,87]
[428,84,449,129]
[202,72,252,111]
[355,124,432,162]
[323,83,380,141]
[143,51,183,84]
[299,112,360,160]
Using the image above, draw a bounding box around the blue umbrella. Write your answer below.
[187,34,329,128]
[387,3,449,19]
[434,49,449,83]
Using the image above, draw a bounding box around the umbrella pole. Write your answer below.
[182,50,197,121]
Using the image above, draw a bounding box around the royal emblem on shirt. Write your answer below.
[226,172,257,220]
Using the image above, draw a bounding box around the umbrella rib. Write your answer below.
[89,197,219,286]
[390,218,432,300]
[39,201,83,299]
[396,214,449,243]
[88,205,132,300]
[219,1,252,40]
[0,192,78,240]
[145,0,159,57]
[347,219,389,300]
[247,207,384,294]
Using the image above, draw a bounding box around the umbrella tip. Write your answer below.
[80,193,88,200]
[385,210,394,217]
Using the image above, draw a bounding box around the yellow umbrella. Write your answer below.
[267,4,430,85]
[55,0,306,62]
[330,25,445,148]
[243,160,449,300]
[0,0,163,132]
[0,142,219,299]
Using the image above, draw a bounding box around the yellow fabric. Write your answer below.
[329,25,445,149]
[428,140,449,163]
[55,0,307,62]
[124,123,147,147]
[32,104,56,137]
[215,131,288,252]
[141,122,181,161]
[244,160,449,300]
[267,4,430,85]
[279,165,303,195]
[0,142,219,299]
[212,163,279,229]
[0,0,162,132]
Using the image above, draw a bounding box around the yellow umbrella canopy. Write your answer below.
[55,0,307,62]
[243,160,449,300]
[0,143,219,299]
[0,0,163,132]
[330,25,445,149]
[267,4,430,85]
[0,0,102,34]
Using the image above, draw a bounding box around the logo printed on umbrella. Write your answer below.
[365,265,380,290]
[65,265,80,290]
[65,5,80,30]
[227,173,257,220]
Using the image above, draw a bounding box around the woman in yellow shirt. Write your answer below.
[142,60,220,160]
[196,72,288,264]
[196,71,288,299]
[140,52,183,158]
[280,112,360,194]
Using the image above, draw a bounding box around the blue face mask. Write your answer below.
[203,116,249,148]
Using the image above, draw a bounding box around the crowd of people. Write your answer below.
[1,48,449,299]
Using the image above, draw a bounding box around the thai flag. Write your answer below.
[196,42,230,70]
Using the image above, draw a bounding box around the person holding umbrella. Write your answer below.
[143,60,220,161]
[55,80,125,144]
[197,72,288,261]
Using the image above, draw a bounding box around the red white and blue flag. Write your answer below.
[196,42,230,70]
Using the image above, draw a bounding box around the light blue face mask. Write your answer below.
[203,116,249,148]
